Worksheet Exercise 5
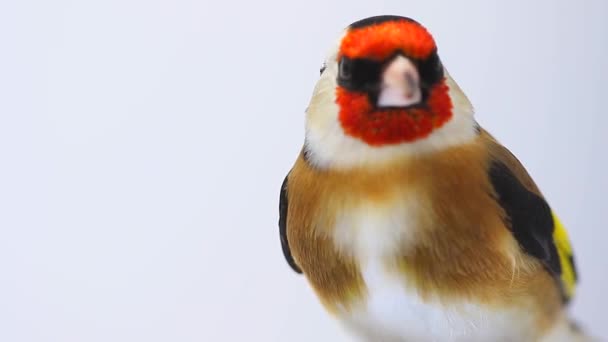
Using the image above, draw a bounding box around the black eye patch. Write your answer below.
[336,51,444,103]
[415,50,444,89]
[337,57,383,92]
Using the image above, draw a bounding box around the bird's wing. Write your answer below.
[279,174,302,274]
[484,130,578,302]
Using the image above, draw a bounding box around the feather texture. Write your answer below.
[280,131,579,340]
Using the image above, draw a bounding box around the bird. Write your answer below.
[278,15,589,341]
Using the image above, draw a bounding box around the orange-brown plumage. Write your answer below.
[286,132,562,334]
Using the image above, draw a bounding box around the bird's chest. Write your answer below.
[330,202,534,342]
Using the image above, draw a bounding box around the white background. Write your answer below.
[1,0,606,341]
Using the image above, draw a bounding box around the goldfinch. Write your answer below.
[279,15,588,341]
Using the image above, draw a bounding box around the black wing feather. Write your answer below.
[279,175,302,274]
[489,160,562,277]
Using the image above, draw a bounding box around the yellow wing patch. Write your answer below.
[552,212,577,299]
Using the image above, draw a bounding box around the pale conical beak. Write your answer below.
[377,55,422,108]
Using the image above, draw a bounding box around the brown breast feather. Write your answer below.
[285,134,561,327]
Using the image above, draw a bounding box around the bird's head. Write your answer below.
[305,16,477,169]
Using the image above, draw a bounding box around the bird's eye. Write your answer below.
[319,62,326,75]
[339,58,353,80]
